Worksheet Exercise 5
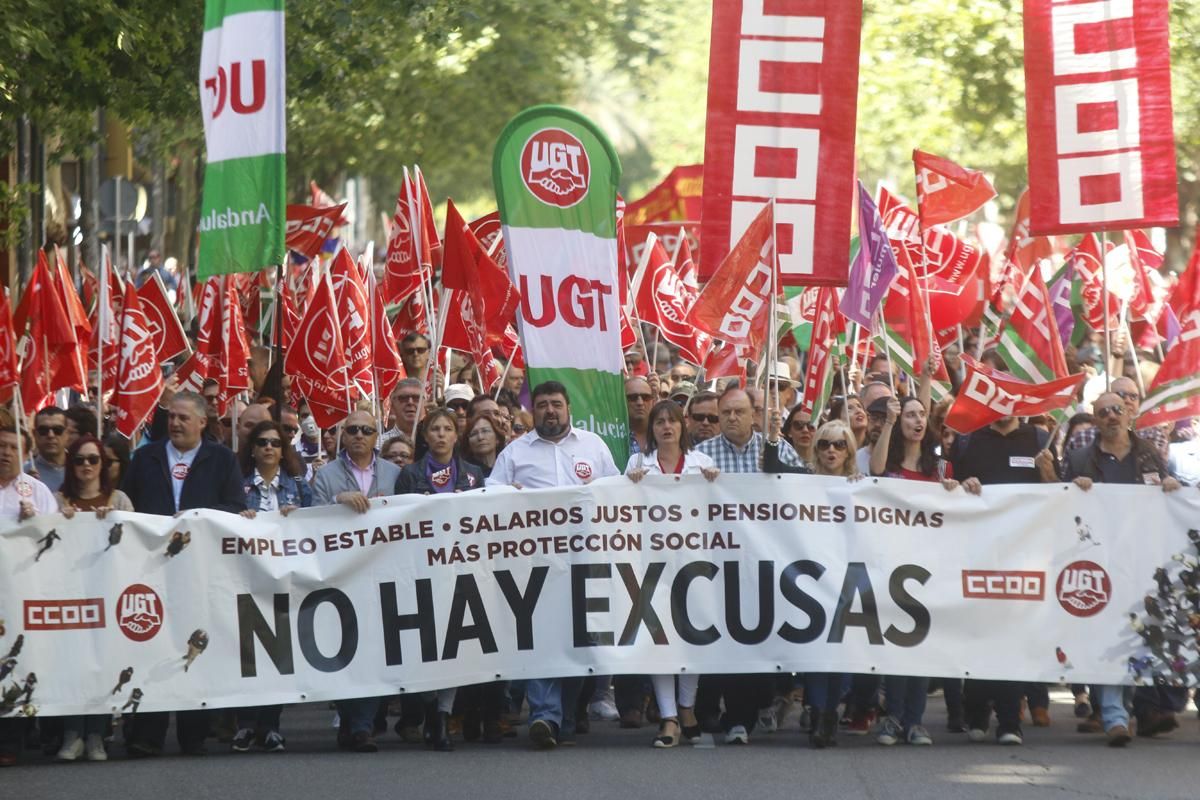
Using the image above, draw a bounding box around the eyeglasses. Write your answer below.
[512,423,528,434]
[254,437,283,449]
[281,425,299,437]
[1096,404,1124,418]
[468,428,494,439]
[401,346,429,356]
[626,393,653,403]
[816,439,849,451]
[344,425,377,436]
[789,421,816,432]
[72,454,102,466]
[690,413,719,424]
[1115,390,1139,402]
[394,394,421,405]
[37,425,65,437]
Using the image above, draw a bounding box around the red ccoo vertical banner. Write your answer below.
[701,0,863,286]
[1023,0,1178,236]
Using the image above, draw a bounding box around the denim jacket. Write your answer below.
[242,471,314,512]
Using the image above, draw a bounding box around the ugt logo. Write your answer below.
[203,60,266,120]
[520,128,590,209]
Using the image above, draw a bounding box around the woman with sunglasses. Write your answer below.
[783,406,816,466]
[867,395,959,747]
[804,420,861,749]
[395,408,485,751]
[826,395,869,450]
[380,434,415,469]
[626,401,718,748]
[230,420,312,753]
[53,435,133,762]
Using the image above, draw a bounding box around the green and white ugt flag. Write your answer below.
[197,0,286,279]
[493,106,630,468]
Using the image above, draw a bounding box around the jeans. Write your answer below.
[1096,685,1128,731]
[525,677,584,730]
[805,673,844,713]
[651,673,700,720]
[336,698,381,736]
[884,676,929,731]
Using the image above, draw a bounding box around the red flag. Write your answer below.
[618,306,637,352]
[1002,267,1070,379]
[1124,229,1162,321]
[280,278,301,349]
[632,235,708,365]
[369,270,405,403]
[309,181,349,227]
[285,274,354,428]
[799,287,843,418]
[111,284,163,439]
[217,277,252,410]
[1070,233,1120,332]
[88,254,125,398]
[329,248,374,398]
[992,189,1056,310]
[673,232,699,290]
[174,279,221,394]
[47,249,90,396]
[1138,242,1200,428]
[16,252,79,410]
[913,150,996,228]
[0,291,18,402]
[701,340,748,383]
[285,203,347,259]
[383,175,426,306]
[883,244,935,370]
[688,203,775,351]
[136,273,190,362]
[878,187,985,285]
[441,200,503,391]
[945,356,1084,434]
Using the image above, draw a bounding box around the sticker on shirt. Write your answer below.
[1009,456,1035,469]
[1142,472,1162,486]
[172,463,189,480]
[574,461,593,481]
[430,466,452,489]
[16,481,32,497]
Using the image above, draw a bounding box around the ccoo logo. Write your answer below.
[521,128,590,208]
[1056,561,1111,618]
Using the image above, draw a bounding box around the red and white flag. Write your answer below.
[1069,233,1120,332]
[673,231,699,290]
[0,290,19,401]
[285,203,347,259]
[689,203,776,352]
[945,356,1084,434]
[329,248,374,398]
[111,284,163,439]
[440,199,504,392]
[369,270,406,403]
[632,235,708,365]
[309,181,349,227]
[701,0,863,285]
[1124,229,1163,322]
[799,287,843,418]
[15,252,79,411]
[913,150,996,228]
[285,273,355,428]
[136,272,190,362]
[1023,0,1178,235]
[878,187,985,286]
[1138,239,1200,429]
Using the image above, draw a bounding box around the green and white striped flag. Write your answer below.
[873,317,951,403]
[493,106,630,467]
[197,0,286,279]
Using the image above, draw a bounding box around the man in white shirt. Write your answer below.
[487,381,618,749]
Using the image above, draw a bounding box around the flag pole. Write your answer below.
[1120,300,1146,397]
[494,357,513,400]
[1101,230,1113,391]
[271,261,285,422]
[97,244,109,433]
[769,198,781,419]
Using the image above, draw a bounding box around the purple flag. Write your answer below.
[1048,262,1075,348]
[840,181,898,327]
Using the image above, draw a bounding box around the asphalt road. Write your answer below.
[4,690,1199,800]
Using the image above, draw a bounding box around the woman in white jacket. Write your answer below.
[626,401,718,748]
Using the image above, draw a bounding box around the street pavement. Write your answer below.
[4,690,1199,800]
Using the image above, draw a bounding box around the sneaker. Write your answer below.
[230,728,254,753]
[351,731,378,753]
[528,719,557,750]
[262,731,286,753]
[84,733,107,762]
[757,707,778,733]
[998,729,1023,745]
[967,727,988,743]
[1106,724,1132,747]
[56,732,84,762]
[588,698,619,721]
[876,716,903,746]
[724,724,749,745]
[846,709,876,735]
[907,725,933,746]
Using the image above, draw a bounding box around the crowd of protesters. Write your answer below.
[0,315,1198,767]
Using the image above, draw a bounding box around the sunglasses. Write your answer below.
[816,439,849,451]
[626,393,653,403]
[37,425,65,436]
[344,425,376,436]
[395,394,422,405]
[281,425,299,437]
[401,347,429,356]
[72,454,102,466]
[254,437,283,449]
[1115,390,1139,402]
[789,421,816,432]
[1096,404,1124,418]
[512,423,528,434]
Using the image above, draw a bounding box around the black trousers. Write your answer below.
[613,675,650,714]
[704,674,773,732]
[964,679,1022,734]
[127,709,210,752]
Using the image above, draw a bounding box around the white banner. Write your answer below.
[2,475,1198,717]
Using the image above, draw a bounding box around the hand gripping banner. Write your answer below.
[700,1,863,286]
[3,476,1200,716]
[1023,0,1178,235]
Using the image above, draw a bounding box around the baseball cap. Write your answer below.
[444,384,476,406]
[670,381,698,401]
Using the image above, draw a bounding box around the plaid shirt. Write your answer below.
[1066,424,1169,462]
[696,431,803,474]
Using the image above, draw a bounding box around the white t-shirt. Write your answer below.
[0,474,58,521]
[625,449,716,476]
[166,442,201,512]
[487,426,618,489]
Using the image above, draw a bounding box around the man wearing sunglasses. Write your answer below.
[1065,376,1169,461]
[626,376,654,454]
[685,391,720,443]
[120,391,246,758]
[28,406,68,492]
[383,378,425,440]
[1064,392,1181,748]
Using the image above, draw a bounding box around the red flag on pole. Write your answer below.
[945,356,1084,434]
[1070,233,1120,332]
[329,248,374,399]
[632,235,708,365]
[0,290,19,402]
[111,283,164,439]
[285,203,347,259]
[913,150,997,228]
[309,181,349,227]
[285,273,355,428]
[441,199,504,392]
[136,272,190,362]
[688,203,776,352]
[369,270,405,403]
[16,252,79,410]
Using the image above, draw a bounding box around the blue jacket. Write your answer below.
[121,439,246,515]
[241,471,314,512]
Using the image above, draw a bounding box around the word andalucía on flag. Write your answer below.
[1023,0,1178,235]
[701,0,862,286]
[197,0,286,278]
[946,356,1084,434]
[1139,240,1200,429]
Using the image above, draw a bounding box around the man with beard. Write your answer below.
[857,381,896,475]
[121,391,246,758]
[488,381,618,749]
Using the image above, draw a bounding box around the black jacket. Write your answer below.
[1064,435,1168,485]
[395,455,485,495]
[121,438,247,515]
